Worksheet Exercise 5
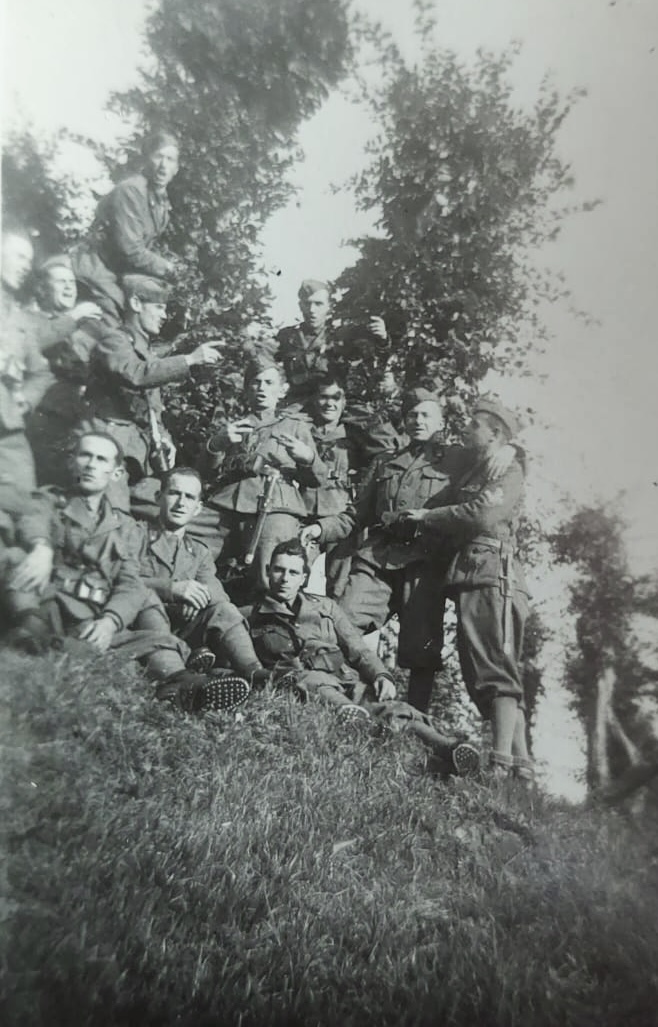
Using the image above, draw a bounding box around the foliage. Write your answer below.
[3,648,658,1026]
[1,127,86,265]
[103,0,354,452]
[334,28,592,421]
[551,503,656,787]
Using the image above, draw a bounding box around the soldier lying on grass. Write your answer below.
[248,537,480,776]
[0,431,249,714]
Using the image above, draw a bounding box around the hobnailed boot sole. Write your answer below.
[451,742,482,777]
[181,673,250,713]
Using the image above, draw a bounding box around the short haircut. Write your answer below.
[270,537,310,578]
[76,430,125,465]
[313,373,345,395]
[479,412,513,443]
[161,466,203,493]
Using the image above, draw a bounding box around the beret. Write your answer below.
[122,274,170,303]
[298,279,330,301]
[38,253,73,275]
[474,398,519,438]
[400,387,442,416]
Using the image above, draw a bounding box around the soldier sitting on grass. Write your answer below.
[248,538,480,776]
[133,466,268,686]
[0,431,250,714]
[206,353,326,595]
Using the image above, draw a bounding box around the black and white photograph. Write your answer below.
[2,0,657,1023]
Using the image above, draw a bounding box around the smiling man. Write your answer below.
[133,466,266,683]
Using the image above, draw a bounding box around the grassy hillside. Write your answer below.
[2,648,658,1027]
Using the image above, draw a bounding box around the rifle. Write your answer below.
[148,404,174,475]
[244,464,281,566]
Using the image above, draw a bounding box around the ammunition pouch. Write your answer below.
[54,568,110,606]
[300,645,344,674]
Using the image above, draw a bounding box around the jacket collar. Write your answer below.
[62,492,122,534]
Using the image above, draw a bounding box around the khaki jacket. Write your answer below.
[0,291,54,432]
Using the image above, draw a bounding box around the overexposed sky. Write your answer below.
[4,0,658,573]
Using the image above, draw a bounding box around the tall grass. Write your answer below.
[2,648,657,1026]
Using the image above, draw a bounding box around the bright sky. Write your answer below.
[3,0,658,578]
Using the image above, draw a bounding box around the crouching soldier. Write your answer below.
[206,353,325,595]
[2,431,250,714]
[133,466,267,684]
[248,538,480,774]
[397,399,532,781]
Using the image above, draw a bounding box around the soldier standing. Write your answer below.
[0,227,53,490]
[84,274,223,504]
[397,399,531,780]
[206,354,325,594]
[72,130,179,318]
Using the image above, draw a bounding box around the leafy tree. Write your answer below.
[2,128,85,270]
[333,11,594,421]
[552,504,656,792]
[104,0,354,460]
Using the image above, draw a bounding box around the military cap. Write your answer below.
[400,387,442,416]
[298,279,330,301]
[243,350,286,384]
[122,274,170,303]
[38,253,73,276]
[474,398,519,438]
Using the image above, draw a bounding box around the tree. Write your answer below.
[104,0,354,459]
[552,504,657,793]
[333,11,593,420]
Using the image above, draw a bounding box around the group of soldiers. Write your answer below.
[1,129,533,781]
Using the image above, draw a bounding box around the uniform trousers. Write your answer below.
[453,586,529,717]
[339,557,445,670]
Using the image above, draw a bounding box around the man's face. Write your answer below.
[465,413,498,453]
[313,384,346,426]
[159,473,203,530]
[2,234,34,292]
[44,266,77,312]
[145,144,179,191]
[246,368,287,412]
[136,299,168,337]
[268,553,306,604]
[299,289,330,331]
[73,435,121,495]
[404,400,443,442]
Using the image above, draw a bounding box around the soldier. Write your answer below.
[0,227,54,490]
[248,538,480,774]
[297,374,356,597]
[2,431,249,713]
[133,466,267,683]
[339,389,515,712]
[84,274,223,504]
[396,399,532,780]
[206,353,325,594]
[72,130,179,318]
[26,254,103,486]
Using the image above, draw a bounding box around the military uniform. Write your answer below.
[339,439,463,670]
[0,289,54,490]
[26,312,102,487]
[249,590,394,708]
[206,408,326,589]
[72,173,172,317]
[304,421,356,596]
[419,451,529,717]
[84,317,189,487]
[133,523,262,676]
[8,487,188,677]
